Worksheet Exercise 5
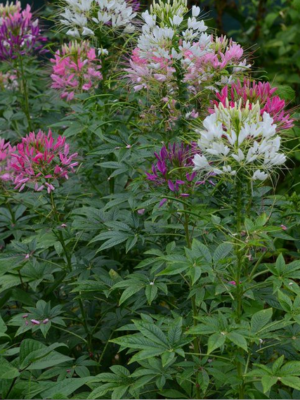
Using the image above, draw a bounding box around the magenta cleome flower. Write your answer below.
[0,138,15,182]
[146,142,203,197]
[50,41,102,101]
[10,129,78,193]
[212,79,294,131]
[0,2,46,60]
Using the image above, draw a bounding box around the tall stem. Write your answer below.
[183,204,201,399]
[18,56,32,131]
[234,177,245,399]
[49,193,93,353]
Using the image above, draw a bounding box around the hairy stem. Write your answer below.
[18,56,32,131]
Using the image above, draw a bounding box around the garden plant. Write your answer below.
[0,0,300,399]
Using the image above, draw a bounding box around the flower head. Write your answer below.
[0,2,46,60]
[212,79,294,131]
[146,142,203,196]
[10,130,78,192]
[0,1,21,16]
[0,138,15,182]
[125,2,248,125]
[59,0,137,39]
[50,41,102,101]
[193,99,287,181]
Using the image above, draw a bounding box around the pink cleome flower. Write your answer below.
[10,129,78,193]
[50,41,102,101]
[0,1,47,60]
[212,79,294,131]
[0,138,15,182]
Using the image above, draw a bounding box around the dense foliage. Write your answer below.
[0,0,299,399]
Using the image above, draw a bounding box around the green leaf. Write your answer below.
[251,309,273,333]
[119,284,144,305]
[207,333,226,354]
[145,284,158,305]
[40,377,92,398]
[191,239,212,263]
[159,389,188,398]
[281,376,300,391]
[262,376,278,393]
[277,290,292,312]
[227,332,248,351]
[0,357,20,379]
[213,243,233,264]
[280,361,300,376]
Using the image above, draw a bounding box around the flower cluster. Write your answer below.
[0,1,21,16]
[51,41,102,101]
[10,130,78,192]
[125,0,249,103]
[212,80,294,131]
[0,138,15,182]
[146,142,202,200]
[60,0,138,39]
[193,99,286,181]
[0,2,46,60]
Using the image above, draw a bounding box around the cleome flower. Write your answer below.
[0,1,46,60]
[0,138,15,182]
[10,130,78,193]
[50,41,102,101]
[192,99,287,181]
[146,142,203,198]
[59,0,138,39]
[212,79,294,131]
[125,0,249,121]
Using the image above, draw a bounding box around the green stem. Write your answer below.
[234,177,245,399]
[18,56,32,131]
[183,204,201,399]
[49,193,93,353]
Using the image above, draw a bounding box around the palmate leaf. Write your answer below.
[133,321,169,347]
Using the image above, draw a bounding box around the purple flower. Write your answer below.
[126,0,140,12]
[146,142,201,197]
[0,3,47,60]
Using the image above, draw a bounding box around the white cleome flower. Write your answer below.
[59,0,137,38]
[192,100,287,181]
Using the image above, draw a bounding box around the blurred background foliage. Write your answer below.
[23,0,300,189]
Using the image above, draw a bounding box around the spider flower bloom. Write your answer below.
[0,2,46,60]
[192,100,286,181]
[212,80,294,130]
[10,130,78,192]
[50,41,102,101]
[0,138,15,182]
[0,1,21,16]
[146,142,202,197]
[59,0,137,39]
